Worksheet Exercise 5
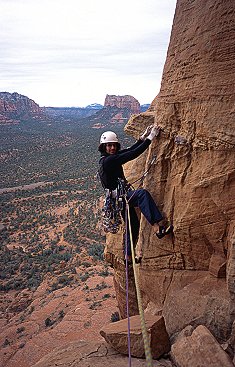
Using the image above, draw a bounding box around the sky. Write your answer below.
[0,0,177,107]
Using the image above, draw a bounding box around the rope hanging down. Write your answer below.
[125,197,153,367]
[125,208,132,367]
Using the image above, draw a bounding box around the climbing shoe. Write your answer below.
[156,224,174,239]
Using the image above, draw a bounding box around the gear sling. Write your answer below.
[98,156,128,234]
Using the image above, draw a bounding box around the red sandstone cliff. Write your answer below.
[104,0,235,364]
[88,94,141,124]
[0,92,44,124]
[104,94,140,114]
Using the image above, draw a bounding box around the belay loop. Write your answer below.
[101,179,130,234]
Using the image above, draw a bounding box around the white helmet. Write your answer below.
[100,131,119,144]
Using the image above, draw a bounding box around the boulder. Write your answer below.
[171,325,234,367]
[100,313,170,359]
[162,273,231,342]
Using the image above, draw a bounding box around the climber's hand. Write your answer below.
[140,125,153,140]
[146,125,162,141]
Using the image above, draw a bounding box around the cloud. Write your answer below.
[0,0,177,106]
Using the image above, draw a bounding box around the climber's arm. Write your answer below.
[104,139,151,168]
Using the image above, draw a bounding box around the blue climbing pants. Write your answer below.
[122,188,163,256]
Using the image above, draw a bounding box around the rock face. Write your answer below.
[104,94,140,114]
[0,92,44,123]
[104,0,235,357]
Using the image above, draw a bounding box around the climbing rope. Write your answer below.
[125,197,153,367]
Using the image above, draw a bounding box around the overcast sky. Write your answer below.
[0,0,177,107]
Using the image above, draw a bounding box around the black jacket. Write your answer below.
[99,139,151,190]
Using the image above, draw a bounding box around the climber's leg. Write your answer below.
[127,189,173,239]
[126,189,163,225]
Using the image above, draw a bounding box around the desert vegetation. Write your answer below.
[0,118,133,294]
[0,114,134,367]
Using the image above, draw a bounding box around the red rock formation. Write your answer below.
[104,94,140,114]
[104,0,235,353]
[0,92,44,123]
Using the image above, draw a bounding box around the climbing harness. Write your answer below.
[125,196,153,367]
[98,155,127,234]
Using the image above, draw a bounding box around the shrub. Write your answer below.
[95,281,108,290]
[80,273,89,282]
[45,317,54,327]
[58,310,65,318]
[111,311,120,323]
[3,338,10,347]
[88,244,104,261]
[102,293,111,300]
[98,268,110,277]
[89,301,101,310]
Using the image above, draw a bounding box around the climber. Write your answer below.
[98,127,173,263]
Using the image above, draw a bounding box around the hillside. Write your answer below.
[0,114,137,367]
[44,104,103,120]
[0,92,45,124]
